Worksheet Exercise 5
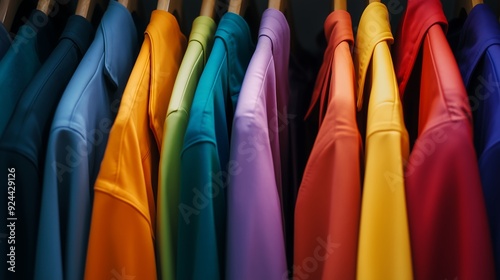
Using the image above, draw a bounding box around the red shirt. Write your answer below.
[393,0,496,278]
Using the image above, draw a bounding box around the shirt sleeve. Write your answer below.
[178,143,224,280]
[226,119,288,280]
[35,128,92,280]
[478,144,500,271]
[405,122,495,279]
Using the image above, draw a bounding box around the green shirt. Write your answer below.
[156,16,216,280]
[178,12,254,280]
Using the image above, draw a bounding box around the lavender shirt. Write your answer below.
[226,8,290,280]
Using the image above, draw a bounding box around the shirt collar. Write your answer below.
[146,9,187,147]
[259,8,290,63]
[101,1,139,89]
[306,10,353,122]
[354,2,393,110]
[392,0,447,96]
[216,12,255,89]
[454,4,500,87]
[13,9,57,63]
[59,15,95,57]
[188,16,216,65]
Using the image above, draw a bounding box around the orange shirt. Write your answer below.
[84,11,186,280]
[294,10,362,279]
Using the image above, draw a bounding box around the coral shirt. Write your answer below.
[294,10,361,280]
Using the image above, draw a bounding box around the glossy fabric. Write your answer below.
[294,10,361,280]
[0,10,56,137]
[0,15,92,280]
[0,15,93,280]
[448,5,500,274]
[85,10,186,280]
[157,15,215,280]
[355,3,413,279]
[178,12,254,280]
[393,0,496,278]
[39,3,138,280]
[226,8,289,280]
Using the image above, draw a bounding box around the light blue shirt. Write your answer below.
[36,2,138,280]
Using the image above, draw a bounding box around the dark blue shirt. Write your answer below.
[0,15,94,280]
[0,9,58,280]
[449,4,500,276]
[0,10,57,137]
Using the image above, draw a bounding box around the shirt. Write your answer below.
[393,0,496,278]
[178,12,254,280]
[448,4,500,274]
[355,3,413,279]
[85,10,186,280]
[39,2,139,280]
[226,8,289,280]
[0,15,94,280]
[157,16,216,280]
[294,10,361,280]
[0,10,56,137]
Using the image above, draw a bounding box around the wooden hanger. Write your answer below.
[200,0,215,18]
[158,0,182,20]
[268,0,287,12]
[0,0,22,31]
[456,0,483,15]
[76,0,108,21]
[76,0,96,21]
[228,0,248,15]
[118,0,138,13]
[333,0,347,10]
[37,0,55,15]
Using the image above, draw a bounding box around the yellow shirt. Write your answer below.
[84,10,186,280]
[354,3,413,279]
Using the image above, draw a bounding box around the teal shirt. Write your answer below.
[0,10,56,137]
[178,12,254,280]
[157,16,216,280]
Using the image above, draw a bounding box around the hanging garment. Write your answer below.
[354,3,413,279]
[38,2,139,280]
[226,8,289,280]
[157,15,216,280]
[294,10,361,280]
[85,10,186,280]
[0,14,94,280]
[0,10,57,137]
[448,4,500,275]
[178,12,254,280]
[0,22,11,60]
[0,14,93,280]
[393,0,496,278]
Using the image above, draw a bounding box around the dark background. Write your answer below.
[8,0,500,60]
